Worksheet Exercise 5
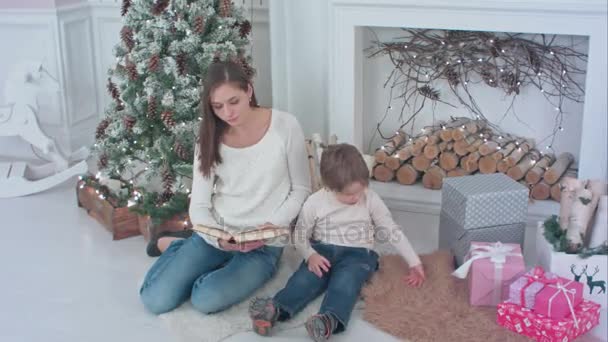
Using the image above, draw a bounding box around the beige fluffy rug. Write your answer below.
[361,251,529,342]
[158,245,364,342]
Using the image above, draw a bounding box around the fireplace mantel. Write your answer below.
[328,0,607,180]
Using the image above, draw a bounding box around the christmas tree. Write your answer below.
[92,0,254,223]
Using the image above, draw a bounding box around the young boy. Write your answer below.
[249,143,425,341]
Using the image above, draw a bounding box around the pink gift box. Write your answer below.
[497,300,601,341]
[508,266,559,309]
[465,242,525,306]
[534,279,584,320]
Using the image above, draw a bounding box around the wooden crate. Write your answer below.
[76,181,140,240]
[138,212,192,242]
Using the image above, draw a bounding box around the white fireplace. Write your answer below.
[328,0,607,181]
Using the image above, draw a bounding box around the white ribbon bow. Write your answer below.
[452,242,521,279]
[547,282,579,329]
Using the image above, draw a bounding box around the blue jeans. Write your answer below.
[273,242,379,333]
[140,233,282,315]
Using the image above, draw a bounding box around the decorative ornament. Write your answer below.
[107,78,120,100]
[219,0,231,17]
[174,141,189,160]
[161,110,175,127]
[121,0,131,16]
[126,61,138,81]
[96,119,110,139]
[194,16,206,34]
[98,154,108,169]
[147,96,157,119]
[152,0,170,16]
[238,20,251,38]
[148,54,160,72]
[176,53,187,76]
[123,115,136,131]
[120,26,135,51]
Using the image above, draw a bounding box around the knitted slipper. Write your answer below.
[249,297,279,336]
[146,229,193,257]
[305,314,337,342]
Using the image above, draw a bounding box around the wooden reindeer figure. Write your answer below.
[570,264,585,282]
[583,265,606,295]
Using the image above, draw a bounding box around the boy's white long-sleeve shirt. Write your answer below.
[294,188,421,267]
[188,109,311,248]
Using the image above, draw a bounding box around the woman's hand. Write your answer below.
[307,253,331,278]
[404,264,426,288]
[219,239,266,253]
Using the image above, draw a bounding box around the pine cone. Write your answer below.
[237,57,255,78]
[161,110,175,127]
[159,190,173,204]
[147,96,157,119]
[174,141,190,160]
[152,0,170,16]
[107,78,120,100]
[96,119,110,139]
[120,26,134,51]
[526,47,542,74]
[123,115,136,130]
[176,53,187,76]
[98,154,108,169]
[501,72,520,95]
[126,61,138,81]
[219,0,231,17]
[444,66,460,87]
[418,85,440,100]
[148,54,160,72]
[238,20,251,38]
[194,16,206,34]
[121,0,131,16]
[162,168,175,192]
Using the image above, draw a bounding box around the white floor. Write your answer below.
[0,180,399,342]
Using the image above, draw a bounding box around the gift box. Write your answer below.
[441,173,529,229]
[509,267,559,309]
[453,242,525,306]
[534,279,584,320]
[496,300,601,342]
[439,210,525,266]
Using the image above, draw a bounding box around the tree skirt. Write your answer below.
[361,251,528,342]
[158,246,364,342]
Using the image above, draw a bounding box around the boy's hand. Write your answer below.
[404,264,425,287]
[307,253,331,278]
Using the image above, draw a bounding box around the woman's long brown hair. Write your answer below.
[197,61,258,178]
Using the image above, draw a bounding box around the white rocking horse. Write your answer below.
[0,61,88,198]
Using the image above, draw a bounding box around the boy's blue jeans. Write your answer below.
[140,233,282,315]
[273,241,379,333]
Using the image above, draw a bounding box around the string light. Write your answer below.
[559,126,564,131]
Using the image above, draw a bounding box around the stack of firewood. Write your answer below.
[370,117,577,201]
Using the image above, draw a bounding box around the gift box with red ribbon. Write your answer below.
[508,266,559,309]
[497,300,600,341]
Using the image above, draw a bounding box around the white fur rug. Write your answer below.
[158,245,377,342]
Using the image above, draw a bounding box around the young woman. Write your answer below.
[139,61,311,315]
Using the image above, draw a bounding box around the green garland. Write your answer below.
[542,215,608,258]
[78,174,133,207]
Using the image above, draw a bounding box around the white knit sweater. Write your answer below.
[294,188,422,267]
[189,109,311,248]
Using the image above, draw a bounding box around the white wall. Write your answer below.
[0,0,271,160]
[269,0,328,138]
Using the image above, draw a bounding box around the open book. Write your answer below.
[192,224,290,244]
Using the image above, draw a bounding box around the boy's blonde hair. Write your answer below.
[320,143,369,192]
